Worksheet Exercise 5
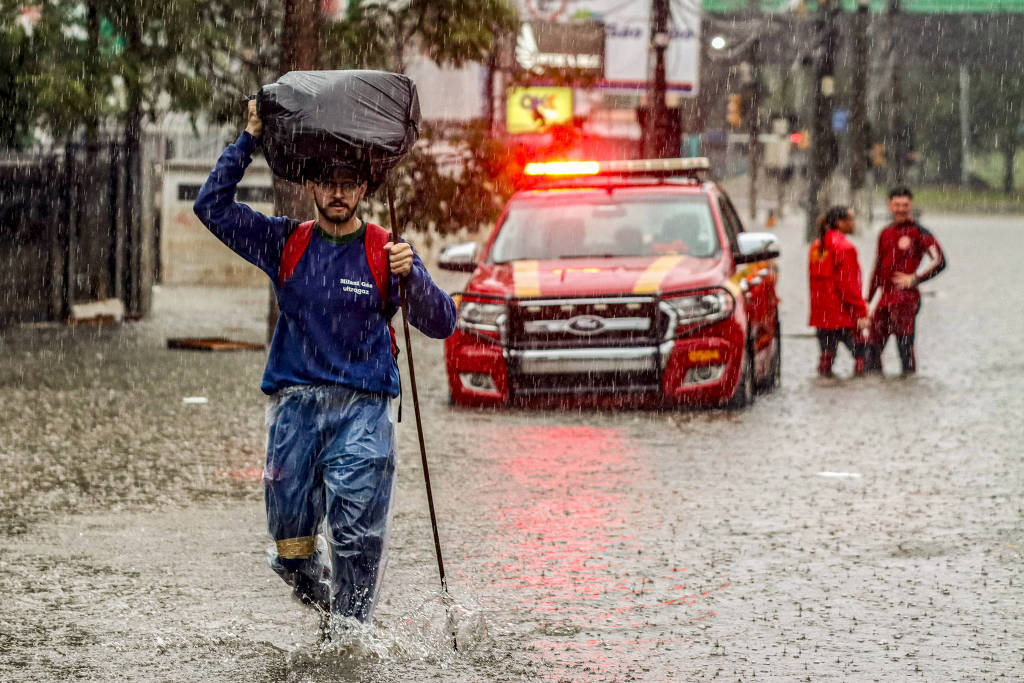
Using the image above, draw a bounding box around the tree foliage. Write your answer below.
[903,67,961,184]
[902,65,1023,192]
[969,69,1024,193]
[0,6,43,148]
[375,120,522,237]
[322,0,517,73]
[0,0,233,143]
[322,1,521,235]
[0,0,521,232]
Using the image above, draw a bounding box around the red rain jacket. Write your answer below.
[808,229,869,329]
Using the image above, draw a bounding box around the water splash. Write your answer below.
[286,590,491,674]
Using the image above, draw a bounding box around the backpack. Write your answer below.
[279,220,399,358]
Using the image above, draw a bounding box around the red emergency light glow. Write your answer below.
[790,132,804,144]
[524,161,601,176]
[524,157,711,178]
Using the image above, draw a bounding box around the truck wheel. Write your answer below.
[727,342,755,409]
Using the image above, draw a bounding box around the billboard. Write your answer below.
[702,0,1024,11]
[515,21,605,80]
[507,86,574,133]
[516,0,700,93]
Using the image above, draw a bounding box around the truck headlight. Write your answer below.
[458,300,508,340]
[661,289,734,326]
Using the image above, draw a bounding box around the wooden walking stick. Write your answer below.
[385,179,457,651]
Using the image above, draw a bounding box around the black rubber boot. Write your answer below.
[862,345,883,374]
[897,336,916,375]
[268,548,331,613]
[817,352,836,377]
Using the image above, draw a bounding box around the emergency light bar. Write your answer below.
[524,157,711,178]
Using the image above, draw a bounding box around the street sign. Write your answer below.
[832,108,849,132]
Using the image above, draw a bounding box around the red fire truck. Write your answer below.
[439,158,781,409]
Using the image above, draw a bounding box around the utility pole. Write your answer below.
[850,0,871,228]
[746,36,762,223]
[886,0,907,187]
[959,65,971,186]
[645,0,671,158]
[269,0,320,341]
[806,0,840,242]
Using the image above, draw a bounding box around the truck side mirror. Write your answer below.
[734,232,780,264]
[438,242,479,272]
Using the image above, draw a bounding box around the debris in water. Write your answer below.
[167,337,266,351]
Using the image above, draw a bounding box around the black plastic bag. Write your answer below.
[257,70,420,191]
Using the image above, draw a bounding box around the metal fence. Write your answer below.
[0,139,155,325]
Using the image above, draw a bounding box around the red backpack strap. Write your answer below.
[363,223,391,312]
[363,222,399,358]
[279,220,316,285]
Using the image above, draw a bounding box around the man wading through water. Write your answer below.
[194,100,456,626]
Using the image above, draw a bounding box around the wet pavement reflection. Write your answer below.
[1,213,1022,681]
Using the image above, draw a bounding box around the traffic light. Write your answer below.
[726,93,742,128]
[872,143,886,167]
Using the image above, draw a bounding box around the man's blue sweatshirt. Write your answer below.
[193,132,456,397]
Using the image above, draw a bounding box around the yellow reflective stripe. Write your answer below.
[514,260,541,297]
[632,255,684,293]
[723,265,752,298]
[276,536,316,559]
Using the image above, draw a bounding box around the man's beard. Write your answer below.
[316,198,356,224]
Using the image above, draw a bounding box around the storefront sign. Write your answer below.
[516,0,700,93]
[515,21,605,79]
[506,86,574,133]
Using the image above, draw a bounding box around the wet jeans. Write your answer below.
[263,385,396,622]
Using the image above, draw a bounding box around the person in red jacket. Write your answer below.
[864,186,946,375]
[808,206,870,377]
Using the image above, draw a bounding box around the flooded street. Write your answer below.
[1,211,1021,681]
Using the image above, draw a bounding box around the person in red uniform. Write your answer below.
[808,206,869,377]
[864,186,946,375]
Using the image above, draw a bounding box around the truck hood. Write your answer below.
[465,255,726,299]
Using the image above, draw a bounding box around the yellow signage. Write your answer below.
[507,87,573,134]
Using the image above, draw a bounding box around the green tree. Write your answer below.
[970,70,1024,194]
[321,1,520,235]
[0,9,41,149]
[322,0,518,73]
[902,67,961,185]
[4,0,521,235]
[383,121,522,237]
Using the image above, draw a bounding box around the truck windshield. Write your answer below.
[489,193,720,263]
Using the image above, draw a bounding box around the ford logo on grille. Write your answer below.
[566,314,606,335]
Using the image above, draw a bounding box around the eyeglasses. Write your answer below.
[316,180,362,194]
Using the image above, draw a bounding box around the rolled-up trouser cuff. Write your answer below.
[276,536,316,559]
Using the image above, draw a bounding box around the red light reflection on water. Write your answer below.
[221,467,262,481]
[486,425,646,616]
[478,424,727,639]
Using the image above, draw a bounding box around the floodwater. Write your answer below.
[1,212,1021,681]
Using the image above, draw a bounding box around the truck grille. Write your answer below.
[505,296,671,398]
[507,296,667,349]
